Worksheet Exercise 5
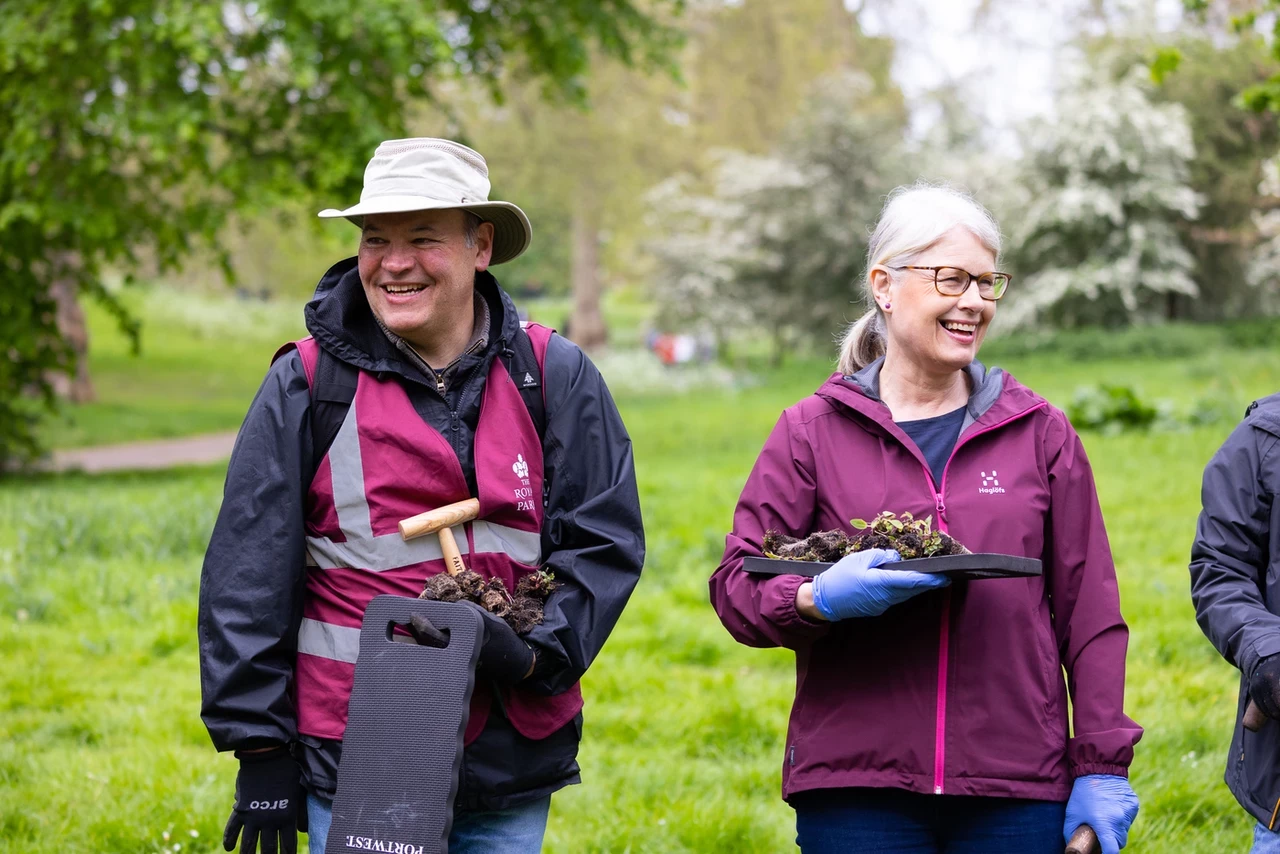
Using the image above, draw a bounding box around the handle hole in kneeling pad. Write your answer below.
[388,616,451,649]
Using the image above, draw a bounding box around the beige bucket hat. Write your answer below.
[319,138,532,265]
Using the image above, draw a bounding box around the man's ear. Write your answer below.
[473,222,495,272]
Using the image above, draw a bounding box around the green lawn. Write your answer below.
[40,286,656,450]
[7,293,1280,851]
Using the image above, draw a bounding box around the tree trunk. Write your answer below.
[568,201,607,352]
[47,255,95,403]
[770,325,787,368]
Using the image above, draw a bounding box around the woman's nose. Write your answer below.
[957,278,987,311]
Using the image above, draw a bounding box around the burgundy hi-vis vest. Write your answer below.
[279,323,582,745]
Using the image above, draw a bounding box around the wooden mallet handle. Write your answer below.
[1066,824,1101,854]
[436,526,468,577]
[399,498,480,541]
[1246,698,1268,732]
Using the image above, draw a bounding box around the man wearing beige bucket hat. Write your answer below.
[199,138,644,854]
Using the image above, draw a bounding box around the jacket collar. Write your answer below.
[303,256,523,386]
[817,355,1044,436]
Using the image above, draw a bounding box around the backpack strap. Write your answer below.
[274,337,357,468]
[506,322,549,439]
[310,347,359,463]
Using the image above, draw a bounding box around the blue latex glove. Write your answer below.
[1064,775,1139,854]
[810,548,948,620]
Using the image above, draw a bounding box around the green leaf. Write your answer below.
[1231,11,1258,33]
[0,0,684,465]
[850,518,868,529]
[1149,47,1182,85]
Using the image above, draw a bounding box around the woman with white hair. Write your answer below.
[710,185,1143,853]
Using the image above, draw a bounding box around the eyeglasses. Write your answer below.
[888,266,1012,301]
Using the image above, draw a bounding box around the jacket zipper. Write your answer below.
[932,490,950,794]
[923,401,1047,796]
[448,361,485,462]
[404,337,493,462]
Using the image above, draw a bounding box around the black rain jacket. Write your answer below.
[1190,391,1280,826]
[198,258,644,811]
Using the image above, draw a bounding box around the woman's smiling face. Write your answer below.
[872,227,999,374]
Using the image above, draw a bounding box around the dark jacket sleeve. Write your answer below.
[708,408,831,651]
[523,334,644,696]
[1189,415,1280,681]
[198,350,314,751]
[1042,409,1143,778]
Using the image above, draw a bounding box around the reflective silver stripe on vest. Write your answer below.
[305,393,543,571]
[297,618,360,664]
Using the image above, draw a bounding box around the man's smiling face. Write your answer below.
[356,209,494,349]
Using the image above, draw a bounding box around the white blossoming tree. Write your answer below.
[647,72,908,360]
[1003,67,1203,327]
[1245,155,1280,311]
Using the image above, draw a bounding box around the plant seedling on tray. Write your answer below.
[764,511,969,562]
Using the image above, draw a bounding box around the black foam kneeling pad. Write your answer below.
[325,596,484,854]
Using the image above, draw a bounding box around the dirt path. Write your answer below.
[48,431,239,474]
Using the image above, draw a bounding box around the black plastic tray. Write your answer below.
[742,553,1041,580]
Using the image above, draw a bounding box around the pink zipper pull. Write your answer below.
[935,493,945,517]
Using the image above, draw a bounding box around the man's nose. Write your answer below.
[381,244,415,274]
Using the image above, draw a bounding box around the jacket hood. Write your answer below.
[1247,390,1280,438]
[302,256,524,381]
[816,356,1046,434]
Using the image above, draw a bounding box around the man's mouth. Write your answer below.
[381,283,427,295]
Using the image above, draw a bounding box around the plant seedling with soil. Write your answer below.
[763,511,969,562]
[421,570,559,635]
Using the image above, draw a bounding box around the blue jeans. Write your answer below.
[307,793,550,854]
[792,788,1066,854]
[1254,822,1280,854]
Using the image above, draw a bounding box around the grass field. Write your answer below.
[4,290,1280,851]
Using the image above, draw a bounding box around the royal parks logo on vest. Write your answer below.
[513,454,535,512]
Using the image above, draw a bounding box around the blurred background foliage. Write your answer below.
[8,0,1280,462]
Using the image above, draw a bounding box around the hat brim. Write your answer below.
[318,195,532,266]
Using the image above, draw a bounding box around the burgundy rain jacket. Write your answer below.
[710,359,1142,802]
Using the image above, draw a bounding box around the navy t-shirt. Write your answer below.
[897,405,967,487]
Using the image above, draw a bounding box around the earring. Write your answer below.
[883,302,891,310]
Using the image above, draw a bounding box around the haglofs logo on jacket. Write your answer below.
[979,471,1006,495]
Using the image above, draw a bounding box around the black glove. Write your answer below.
[1251,653,1280,720]
[460,601,535,686]
[222,747,303,854]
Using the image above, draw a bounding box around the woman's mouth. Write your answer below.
[939,319,977,343]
